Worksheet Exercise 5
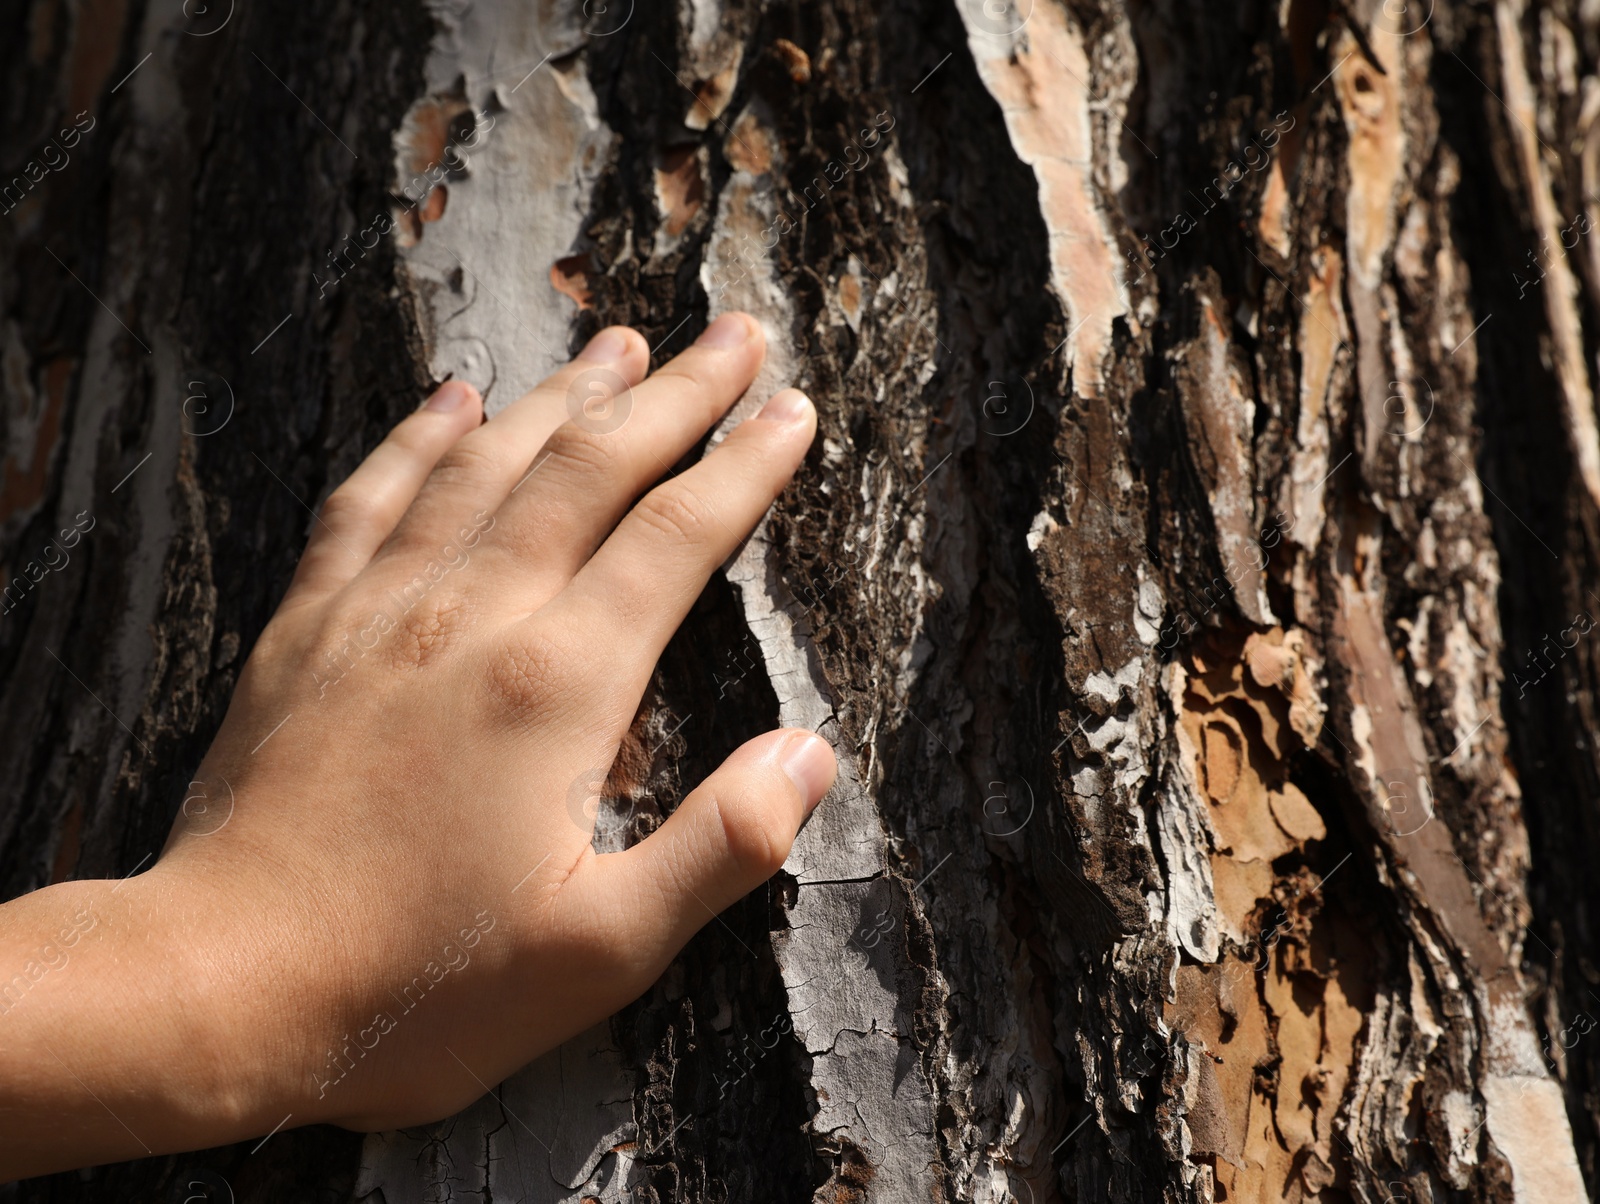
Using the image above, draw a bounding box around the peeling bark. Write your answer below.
[8,0,1600,1201]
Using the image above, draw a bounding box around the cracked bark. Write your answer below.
[6,0,1600,1201]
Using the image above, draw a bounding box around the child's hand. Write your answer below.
[0,312,836,1177]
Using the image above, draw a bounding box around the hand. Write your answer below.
[0,311,837,1177]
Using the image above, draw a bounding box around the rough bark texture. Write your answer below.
[6,0,1600,1201]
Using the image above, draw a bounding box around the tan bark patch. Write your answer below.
[958,1,1127,397]
[1335,32,1404,288]
[419,184,448,224]
[1174,295,1273,624]
[655,146,706,236]
[66,0,126,114]
[685,59,742,131]
[770,37,811,83]
[1171,627,1375,1199]
[1494,0,1600,510]
[1285,246,1344,557]
[0,355,70,525]
[1257,116,1304,257]
[550,253,595,310]
[1182,625,1316,936]
[724,112,775,176]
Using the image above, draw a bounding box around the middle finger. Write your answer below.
[475,311,767,607]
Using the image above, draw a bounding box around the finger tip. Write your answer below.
[756,388,816,429]
[696,311,766,358]
[776,729,837,811]
[746,318,770,366]
[579,325,650,375]
[424,378,483,415]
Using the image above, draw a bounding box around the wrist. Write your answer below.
[0,869,302,1177]
[142,850,347,1136]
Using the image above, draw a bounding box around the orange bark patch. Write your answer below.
[725,112,775,175]
[550,254,595,310]
[393,86,479,234]
[655,146,705,236]
[1181,626,1327,943]
[603,702,686,808]
[394,205,423,248]
[48,801,82,884]
[1257,115,1303,257]
[1170,960,1270,1171]
[1169,912,1371,1202]
[771,38,812,83]
[1335,30,1404,285]
[67,0,127,113]
[396,95,458,179]
[685,63,740,131]
[419,183,448,224]
[1171,627,1367,1200]
[0,356,71,525]
[838,273,863,326]
[1285,247,1346,552]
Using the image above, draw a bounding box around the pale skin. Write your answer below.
[0,311,837,1180]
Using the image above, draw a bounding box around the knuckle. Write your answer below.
[428,438,505,491]
[248,616,296,667]
[317,484,370,533]
[541,425,621,480]
[709,786,788,881]
[388,413,441,453]
[646,366,707,395]
[384,591,474,670]
[238,617,301,696]
[634,484,714,545]
[483,626,574,723]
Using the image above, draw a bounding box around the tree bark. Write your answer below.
[5,0,1600,1201]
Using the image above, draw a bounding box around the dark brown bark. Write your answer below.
[5,0,1600,1201]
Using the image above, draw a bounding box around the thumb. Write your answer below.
[568,728,836,963]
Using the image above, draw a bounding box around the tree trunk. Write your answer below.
[5,0,1600,1200]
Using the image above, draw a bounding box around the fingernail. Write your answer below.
[424,381,474,413]
[578,327,633,363]
[779,733,837,812]
[697,312,753,349]
[758,389,814,425]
